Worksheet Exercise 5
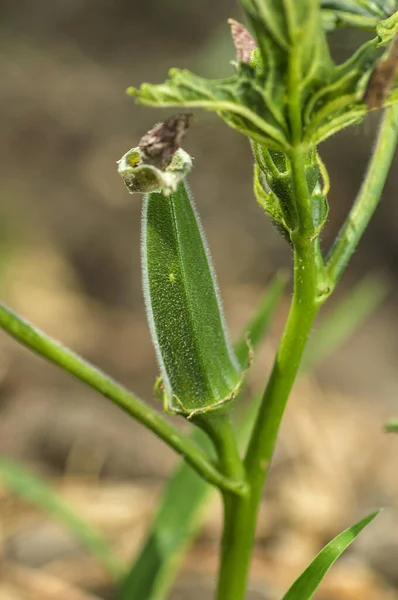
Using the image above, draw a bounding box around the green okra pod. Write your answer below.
[142,181,243,418]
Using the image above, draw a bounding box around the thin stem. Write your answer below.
[195,414,246,484]
[326,105,398,287]
[0,302,246,496]
[198,415,248,600]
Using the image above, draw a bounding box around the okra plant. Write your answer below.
[1,1,398,599]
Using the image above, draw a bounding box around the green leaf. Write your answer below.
[128,66,289,152]
[377,9,398,44]
[282,511,380,599]
[0,457,124,581]
[241,0,332,91]
[117,273,287,600]
[304,37,381,144]
[130,1,334,149]
[142,181,243,418]
[117,428,213,600]
[129,5,398,151]
[309,9,398,142]
[321,1,397,31]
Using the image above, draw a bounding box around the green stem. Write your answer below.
[195,414,246,485]
[216,241,321,600]
[0,302,245,496]
[216,146,325,599]
[326,105,398,287]
[198,415,249,600]
[215,108,398,598]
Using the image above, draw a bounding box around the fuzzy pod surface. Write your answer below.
[142,181,243,418]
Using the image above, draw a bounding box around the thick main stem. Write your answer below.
[215,108,398,599]
[216,136,328,598]
[216,237,321,599]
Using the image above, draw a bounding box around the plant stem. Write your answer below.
[216,146,326,599]
[0,302,246,496]
[215,108,398,598]
[197,414,246,485]
[216,240,321,599]
[326,105,398,287]
[199,415,249,599]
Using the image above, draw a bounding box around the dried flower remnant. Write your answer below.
[228,18,257,64]
[364,34,398,110]
[139,112,194,170]
[117,114,193,196]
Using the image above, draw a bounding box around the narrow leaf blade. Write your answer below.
[302,273,388,372]
[282,511,380,600]
[0,457,124,580]
[320,1,397,31]
[234,270,288,368]
[117,428,213,600]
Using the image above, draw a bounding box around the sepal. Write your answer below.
[117,146,192,196]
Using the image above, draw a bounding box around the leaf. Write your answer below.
[0,457,124,581]
[130,4,398,151]
[303,37,381,144]
[281,511,380,599]
[117,273,287,600]
[241,0,332,93]
[142,181,243,418]
[130,1,333,149]
[377,9,398,44]
[129,66,289,152]
[321,1,397,31]
[309,9,398,142]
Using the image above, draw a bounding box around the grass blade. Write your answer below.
[234,270,289,368]
[302,273,388,372]
[0,457,125,581]
[281,511,380,600]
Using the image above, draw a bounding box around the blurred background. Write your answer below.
[0,1,398,598]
